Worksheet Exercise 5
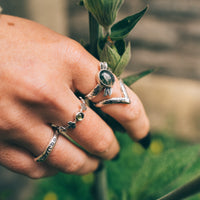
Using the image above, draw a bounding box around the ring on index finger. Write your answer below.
[85,62,131,107]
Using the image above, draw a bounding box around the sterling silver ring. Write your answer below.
[51,97,87,136]
[86,62,115,99]
[34,128,59,162]
[94,80,130,107]
[85,62,130,107]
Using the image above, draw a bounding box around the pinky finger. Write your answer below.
[0,142,57,179]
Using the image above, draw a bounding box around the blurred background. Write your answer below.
[0,0,199,199]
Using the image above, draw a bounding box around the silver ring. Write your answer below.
[51,97,87,136]
[94,80,131,107]
[86,62,115,99]
[34,129,59,162]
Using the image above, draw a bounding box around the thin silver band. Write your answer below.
[51,97,87,136]
[34,129,59,162]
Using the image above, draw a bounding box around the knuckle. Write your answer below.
[0,112,18,133]
[61,39,83,67]
[31,83,54,104]
[120,98,142,122]
[93,133,113,154]
[19,74,61,108]
[64,156,86,174]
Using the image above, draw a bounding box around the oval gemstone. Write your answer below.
[76,112,84,121]
[99,70,115,87]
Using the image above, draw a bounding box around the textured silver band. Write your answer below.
[34,129,59,162]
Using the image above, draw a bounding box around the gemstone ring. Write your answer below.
[51,97,87,137]
[86,62,115,99]
[85,61,131,107]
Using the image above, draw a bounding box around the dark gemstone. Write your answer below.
[99,70,115,87]
[67,121,76,129]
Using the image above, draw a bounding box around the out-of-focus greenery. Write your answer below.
[30,132,200,200]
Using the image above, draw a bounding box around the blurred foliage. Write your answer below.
[30,132,200,200]
[83,0,123,29]
[123,68,155,86]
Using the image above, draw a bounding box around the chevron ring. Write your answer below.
[94,80,131,107]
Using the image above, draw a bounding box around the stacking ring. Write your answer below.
[51,97,87,136]
[85,61,131,107]
[34,128,59,162]
[94,80,130,107]
[86,62,115,99]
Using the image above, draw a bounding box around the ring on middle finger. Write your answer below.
[86,62,115,99]
[51,97,87,135]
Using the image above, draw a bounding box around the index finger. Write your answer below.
[69,43,150,142]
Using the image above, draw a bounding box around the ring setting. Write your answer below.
[86,62,115,99]
[95,79,130,107]
[86,62,131,107]
[51,97,87,135]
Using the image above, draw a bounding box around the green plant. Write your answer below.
[30,1,200,200]
[81,0,200,199]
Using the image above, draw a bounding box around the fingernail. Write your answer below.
[94,161,104,173]
[111,153,120,161]
[138,132,151,149]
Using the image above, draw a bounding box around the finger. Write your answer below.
[9,117,100,175]
[97,84,150,140]
[13,62,120,160]
[45,87,120,160]
[65,45,150,140]
[0,142,57,179]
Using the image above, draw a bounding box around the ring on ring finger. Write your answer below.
[34,127,59,162]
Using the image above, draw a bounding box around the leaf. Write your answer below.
[123,68,154,86]
[129,145,200,200]
[115,39,126,56]
[113,42,131,77]
[83,0,124,27]
[99,43,121,71]
[110,6,148,40]
[157,175,200,200]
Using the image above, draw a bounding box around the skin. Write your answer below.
[0,15,149,178]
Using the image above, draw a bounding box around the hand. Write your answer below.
[0,15,149,178]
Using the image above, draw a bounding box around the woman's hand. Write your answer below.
[0,15,149,178]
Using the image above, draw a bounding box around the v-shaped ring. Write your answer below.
[94,80,131,107]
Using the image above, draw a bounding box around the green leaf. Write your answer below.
[123,68,154,86]
[83,0,124,28]
[99,43,121,71]
[115,39,126,56]
[129,145,200,200]
[113,42,131,77]
[110,6,148,40]
[157,175,200,200]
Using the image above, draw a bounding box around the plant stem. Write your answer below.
[88,12,108,200]
[93,162,108,200]
[89,12,99,58]
[157,175,200,200]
